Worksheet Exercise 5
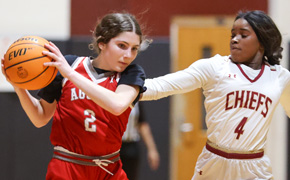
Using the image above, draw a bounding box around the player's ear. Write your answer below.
[98,42,106,51]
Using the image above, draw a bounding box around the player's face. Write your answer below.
[230,18,264,69]
[98,31,140,72]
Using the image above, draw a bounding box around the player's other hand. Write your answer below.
[147,149,160,170]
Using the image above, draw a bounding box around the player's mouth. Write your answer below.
[118,61,128,66]
[231,45,241,51]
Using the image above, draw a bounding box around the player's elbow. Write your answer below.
[109,102,129,116]
[30,117,51,128]
[110,108,126,116]
[33,123,46,128]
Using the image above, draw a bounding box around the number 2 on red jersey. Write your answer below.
[84,109,97,132]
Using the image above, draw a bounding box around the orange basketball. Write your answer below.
[3,36,58,90]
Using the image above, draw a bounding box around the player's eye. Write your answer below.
[132,47,139,52]
[118,43,127,49]
[241,34,248,38]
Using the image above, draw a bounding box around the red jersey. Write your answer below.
[40,56,146,156]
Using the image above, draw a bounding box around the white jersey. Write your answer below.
[143,54,290,152]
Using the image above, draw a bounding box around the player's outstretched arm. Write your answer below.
[141,69,199,101]
[280,78,290,117]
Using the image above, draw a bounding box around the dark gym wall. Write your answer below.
[0,92,53,180]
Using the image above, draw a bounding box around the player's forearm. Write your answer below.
[14,88,52,127]
[139,123,158,151]
[280,79,290,117]
[67,70,138,115]
[139,123,160,170]
[141,70,197,101]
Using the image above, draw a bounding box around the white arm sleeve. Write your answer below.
[142,70,200,100]
[279,67,290,117]
[141,57,215,101]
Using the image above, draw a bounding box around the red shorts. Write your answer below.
[46,158,128,180]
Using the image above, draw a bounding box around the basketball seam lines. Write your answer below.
[6,43,45,52]
[4,56,50,70]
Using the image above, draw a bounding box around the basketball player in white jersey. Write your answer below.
[142,10,290,179]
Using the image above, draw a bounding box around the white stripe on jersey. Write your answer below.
[62,57,120,87]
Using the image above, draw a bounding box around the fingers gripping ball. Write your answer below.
[3,36,57,90]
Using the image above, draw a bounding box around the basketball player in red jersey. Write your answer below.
[1,13,147,179]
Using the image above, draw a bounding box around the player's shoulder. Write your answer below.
[210,54,230,65]
[122,64,145,75]
[196,54,229,64]
[192,54,230,69]
[264,62,290,74]
[263,63,290,85]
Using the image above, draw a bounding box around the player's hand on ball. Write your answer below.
[1,57,15,86]
[43,42,73,79]
[1,56,24,91]
[1,57,7,77]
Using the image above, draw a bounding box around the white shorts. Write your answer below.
[191,147,273,180]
